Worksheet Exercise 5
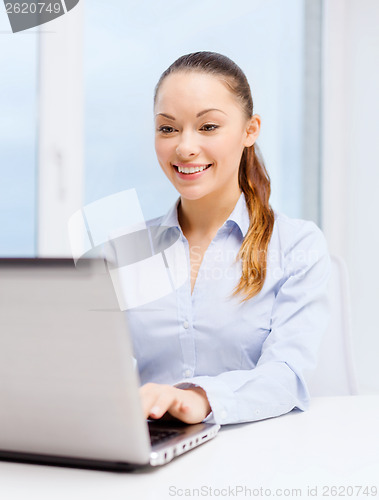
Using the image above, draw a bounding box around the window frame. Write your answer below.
[37,2,84,256]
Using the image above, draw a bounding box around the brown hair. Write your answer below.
[154,51,275,302]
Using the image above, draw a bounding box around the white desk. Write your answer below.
[1,396,378,500]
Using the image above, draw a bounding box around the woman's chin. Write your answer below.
[175,188,210,202]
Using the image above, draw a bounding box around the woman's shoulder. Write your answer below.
[271,209,329,262]
[273,209,319,231]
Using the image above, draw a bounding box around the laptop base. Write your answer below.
[0,449,148,473]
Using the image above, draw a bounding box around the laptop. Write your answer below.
[0,257,220,471]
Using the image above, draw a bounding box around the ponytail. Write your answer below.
[232,143,275,302]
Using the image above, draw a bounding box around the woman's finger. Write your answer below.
[139,383,178,419]
[139,383,211,424]
[148,389,179,419]
[139,383,165,418]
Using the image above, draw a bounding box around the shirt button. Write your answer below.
[255,409,261,416]
[220,410,228,420]
[184,369,191,377]
[183,320,189,329]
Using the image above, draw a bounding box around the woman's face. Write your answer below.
[154,71,260,203]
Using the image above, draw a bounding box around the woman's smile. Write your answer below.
[173,162,213,179]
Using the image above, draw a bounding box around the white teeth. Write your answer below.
[176,164,210,174]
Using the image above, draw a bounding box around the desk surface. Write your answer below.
[1,395,378,500]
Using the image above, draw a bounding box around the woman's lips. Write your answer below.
[172,163,212,179]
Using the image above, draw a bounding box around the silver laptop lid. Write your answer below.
[0,258,151,465]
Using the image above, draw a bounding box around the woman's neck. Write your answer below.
[178,186,242,239]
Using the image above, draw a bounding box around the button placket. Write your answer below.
[177,236,196,378]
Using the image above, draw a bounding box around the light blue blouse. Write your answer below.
[123,192,331,425]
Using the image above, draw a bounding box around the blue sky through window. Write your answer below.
[0,9,37,256]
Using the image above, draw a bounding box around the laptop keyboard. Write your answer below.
[148,425,183,446]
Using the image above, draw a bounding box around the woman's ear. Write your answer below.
[243,114,261,148]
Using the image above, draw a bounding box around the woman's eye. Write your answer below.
[157,126,176,134]
[201,124,219,132]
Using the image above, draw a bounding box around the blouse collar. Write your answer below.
[159,191,250,238]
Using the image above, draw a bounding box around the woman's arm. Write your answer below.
[141,221,331,425]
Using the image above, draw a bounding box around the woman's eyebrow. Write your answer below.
[155,108,227,120]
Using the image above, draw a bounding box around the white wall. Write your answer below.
[38,4,84,256]
[322,0,379,394]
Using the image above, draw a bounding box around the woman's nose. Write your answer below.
[175,131,199,159]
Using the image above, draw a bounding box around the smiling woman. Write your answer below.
[153,62,270,300]
[122,51,331,426]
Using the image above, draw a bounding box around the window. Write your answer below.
[0,11,38,256]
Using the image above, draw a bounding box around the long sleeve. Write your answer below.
[175,220,332,425]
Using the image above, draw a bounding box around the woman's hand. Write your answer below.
[139,383,211,424]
